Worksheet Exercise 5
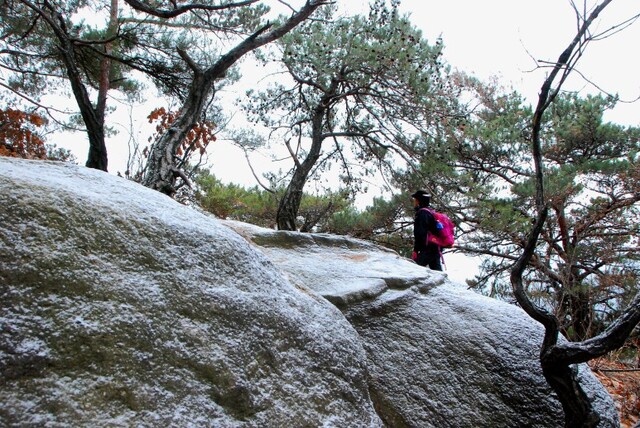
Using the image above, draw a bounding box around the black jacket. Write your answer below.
[413,206,438,252]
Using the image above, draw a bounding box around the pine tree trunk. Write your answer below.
[276,141,323,230]
[542,360,600,427]
[277,165,313,231]
[53,11,110,172]
[510,3,618,426]
[85,0,118,172]
[84,130,108,171]
[138,0,322,196]
[276,107,325,230]
[142,72,212,195]
[565,289,593,341]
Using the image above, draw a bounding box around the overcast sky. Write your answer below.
[204,0,640,189]
[398,0,640,122]
[60,1,640,186]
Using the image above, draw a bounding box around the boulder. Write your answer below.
[225,221,619,428]
[0,157,618,427]
[0,158,381,427]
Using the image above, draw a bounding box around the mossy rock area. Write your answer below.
[0,158,618,427]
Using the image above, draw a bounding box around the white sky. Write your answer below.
[203,0,640,192]
[402,0,640,117]
[57,0,640,190]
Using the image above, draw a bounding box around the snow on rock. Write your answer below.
[0,158,618,427]
[0,158,381,427]
[224,222,619,428]
[225,221,445,307]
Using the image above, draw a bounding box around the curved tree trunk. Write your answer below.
[276,105,326,230]
[509,2,616,426]
[142,70,212,195]
[139,0,324,195]
[541,364,599,428]
[85,0,119,172]
[542,291,640,427]
[276,152,318,231]
[26,1,110,171]
[68,45,109,172]
[84,129,108,171]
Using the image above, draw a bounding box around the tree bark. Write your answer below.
[543,290,640,427]
[562,288,593,341]
[88,0,118,171]
[276,117,325,230]
[541,364,599,428]
[20,0,110,171]
[123,0,259,19]
[142,69,212,195]
[61,26,109,172]
[274,64,346,231]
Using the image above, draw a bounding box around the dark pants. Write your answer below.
[416,245,442,271]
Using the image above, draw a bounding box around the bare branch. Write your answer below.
[202,0,329,82]
[284,138,303,168]
[550,291,640,365]
[122,0,260,19]
[242,147,275,193]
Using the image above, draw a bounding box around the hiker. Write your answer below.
[411,190,443,271]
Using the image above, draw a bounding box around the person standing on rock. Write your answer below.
[411,190,442,271]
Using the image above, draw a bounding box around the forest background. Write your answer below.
[2,0,638,319]
[16,0,640,285]
[2,0,640,425]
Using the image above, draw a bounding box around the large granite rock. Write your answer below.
[224,223,618,428]
[0,158,380,427]
[0,157,618,427]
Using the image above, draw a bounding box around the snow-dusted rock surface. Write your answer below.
[224,223,619,428]
[0,158,380,427]
[0,157,617,427]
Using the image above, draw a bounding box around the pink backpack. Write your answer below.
[421,208,455,248]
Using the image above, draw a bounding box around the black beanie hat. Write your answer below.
[411,190,431,205]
